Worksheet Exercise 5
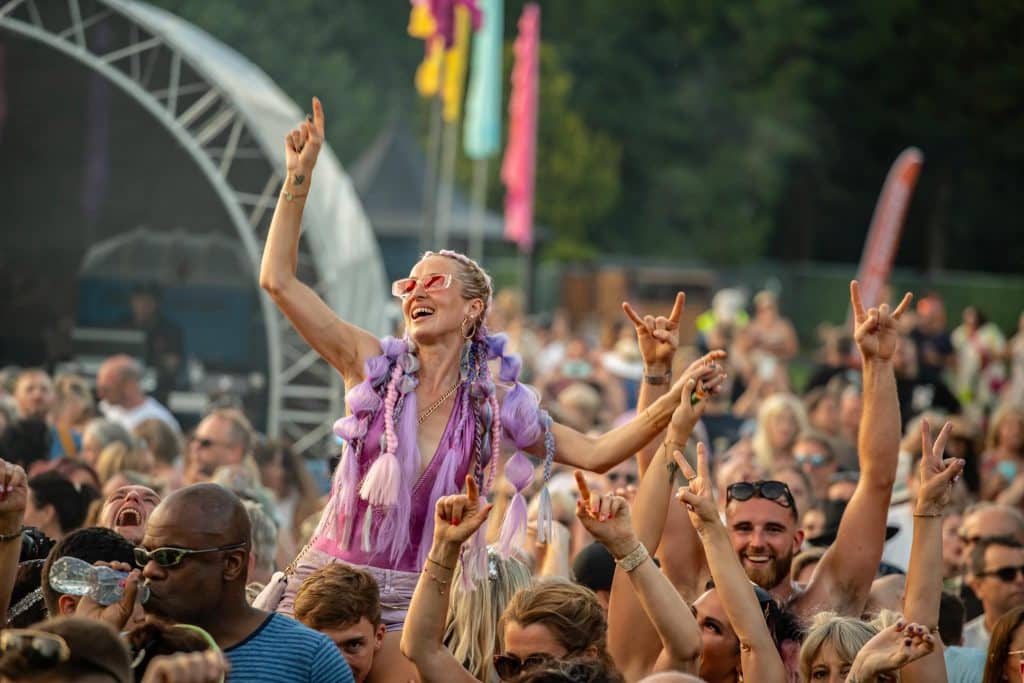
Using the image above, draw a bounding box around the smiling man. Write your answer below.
[294,564,386,683]
[98,485,161,544]
[964,536,1024,650]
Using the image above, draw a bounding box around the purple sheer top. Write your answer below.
[314,385,475,572]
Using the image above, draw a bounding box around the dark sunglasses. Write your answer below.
[493,653,553,680]
[980,565,1024,583]
[727,480,796,510]
[0,629,70,669]
[607,471,638,486]
[134,542,247,568]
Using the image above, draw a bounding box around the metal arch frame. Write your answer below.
[0,0,343,455]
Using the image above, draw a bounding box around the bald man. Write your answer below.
[96,354,180,433]
[139,484,352,682]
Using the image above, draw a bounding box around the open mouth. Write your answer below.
[744,554,772,564]
[411,306,435,320]
[116,507,143,527]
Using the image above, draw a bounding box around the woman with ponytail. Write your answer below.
[258,98,719,682]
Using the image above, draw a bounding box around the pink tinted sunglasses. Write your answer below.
[392,273,453,298]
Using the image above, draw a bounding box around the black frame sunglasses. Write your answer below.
[134,542,247,569]
[0,629,70,671]
[979,565,1024,583]
[493,652,554,680]
[726,480,796,510]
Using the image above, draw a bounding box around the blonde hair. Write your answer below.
[799,611,901,682]
[96,441,152,484]
[424,250,493,331]
[752,393,809,470]
[987,404,1024,455]
[445,549,532,682]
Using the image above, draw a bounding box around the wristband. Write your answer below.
[615,543,650,573]
[644,371,672,385]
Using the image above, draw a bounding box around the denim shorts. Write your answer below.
[277,546,419,632]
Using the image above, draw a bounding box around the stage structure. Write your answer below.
[0,0,389,455]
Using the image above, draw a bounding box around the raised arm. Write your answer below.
[898,419,961,683]
[676,445,787,683]
[400,476,489,683]
[847,621,935,683]
[0,460,26,621]
[576,474,701,680]
[259,97,380,384]
[800,282,911,616]
[622,293,686,476]
[545,349,726,475]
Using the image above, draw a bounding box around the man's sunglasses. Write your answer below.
[134,542,247,568]
[979,565,1024,583]
[493,652,553,680]
[726,480,796,510]
[0,629,69,669]
[391,273,453,299]
[795,453,831,468]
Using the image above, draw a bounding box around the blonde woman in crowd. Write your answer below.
[751,393,808,470]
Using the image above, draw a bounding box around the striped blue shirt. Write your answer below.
[225,613,353,683]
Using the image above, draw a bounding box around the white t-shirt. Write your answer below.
[882,501,914,571]
[103,397,181,434]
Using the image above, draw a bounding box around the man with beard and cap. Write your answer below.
[721,284,911,618]
[138,483,352,682]
[98,485,161,544]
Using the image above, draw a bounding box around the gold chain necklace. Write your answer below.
[417,379,461,424]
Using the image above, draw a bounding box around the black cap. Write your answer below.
[572,542,615,593]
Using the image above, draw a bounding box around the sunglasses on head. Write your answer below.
[727,480,796,510]
[493,653,553,680]
[0,629,70,670]
[133,542,247,569]
[391,273,453,299]
[607,471,638,486]
[980,565,1024,583]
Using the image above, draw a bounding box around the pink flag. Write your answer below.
[854,147,924,310]
[501,4,540,252]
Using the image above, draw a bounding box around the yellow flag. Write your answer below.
[415,39,444,97]
[442,6,472,122]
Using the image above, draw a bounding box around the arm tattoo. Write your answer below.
[293,173,305,185]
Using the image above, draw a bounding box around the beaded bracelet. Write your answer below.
[615,544,650,573]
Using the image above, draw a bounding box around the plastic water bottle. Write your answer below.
[48,556,149,606]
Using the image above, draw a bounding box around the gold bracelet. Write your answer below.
[913,511,943,518]
[615,543,650,573]
[427,556,454,571]
[0,527,22,543]
[422,567,450,595]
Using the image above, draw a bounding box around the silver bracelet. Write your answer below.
[615,543,650,573]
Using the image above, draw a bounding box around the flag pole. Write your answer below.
[434,118,459,249]
[421,90,444,253]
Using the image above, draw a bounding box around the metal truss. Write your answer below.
[0,0,343,456]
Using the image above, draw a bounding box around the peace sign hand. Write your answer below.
[674,443,719,533]
[850,280,913,362]
[283,97,326,187]
[433,475,493,546]
[915,419,964,516]
[623,292,686,373]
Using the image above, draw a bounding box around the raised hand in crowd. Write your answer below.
[401,476,492,683]
[283,96,325,193]
[851,280,913,363]
[576,472,701,680]
[141,650,231,683]
[623,292,685,476]
[675,443,788,683]
[788,283,914,618]
[847,621,936,683]
[900,419,962,683]
[0,458,27,620]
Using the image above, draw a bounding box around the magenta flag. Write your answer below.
[501,3,539,252]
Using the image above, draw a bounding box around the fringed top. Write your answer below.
[313,335,556,585]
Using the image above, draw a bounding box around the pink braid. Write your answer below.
[383,363,402,456]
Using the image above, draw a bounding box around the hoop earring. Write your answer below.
[461,316,477,340]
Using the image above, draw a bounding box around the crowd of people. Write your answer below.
[0,99,1022,683]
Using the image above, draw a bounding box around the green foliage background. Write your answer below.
[151,0,1024,272]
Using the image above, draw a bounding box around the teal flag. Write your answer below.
[463,0,503,159]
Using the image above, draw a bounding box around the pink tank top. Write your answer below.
[313,385,474,572]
